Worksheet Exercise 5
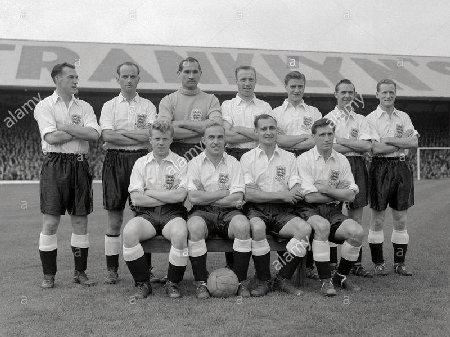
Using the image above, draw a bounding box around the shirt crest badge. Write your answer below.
[328,170,340,188]
[71,114,82,125]
[395,124,404,138]
[302,116,313,129]
[135,114,148,129]
[218,173,230,190]
[350,128,359,139]
[190,108,202,121]
[275,166,287,182]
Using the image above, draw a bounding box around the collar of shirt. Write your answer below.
[118,92,140,103]
[235,94,256,106]
[255,144,281,158]
[200,151,227,167]
[51,91,78,106]
[282,98,306,111]
[179,87,201,96]
[144,151,177,166]
[312,146,337,161]
[375,105,399,119]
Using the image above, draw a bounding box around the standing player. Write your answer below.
[186,122,253,299]
[222,65,272,159]
[34,62,101,288]
[241,114,310,297]
[271,71,321,154]
[100,62,157,284]
[366,79,418,276]
[324,79,373,278]
[221,65,272,268]
[296,118,364,295]
[122,121,189,299]
[271,71,322,279]
[158,57,222,158]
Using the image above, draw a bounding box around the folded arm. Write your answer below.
[188,190,229,206]
[144,188,187,204]
[101,130,142,145]
[58,123,100,141]
[130,191,165,207]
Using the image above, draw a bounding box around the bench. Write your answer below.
[141,236,306,287]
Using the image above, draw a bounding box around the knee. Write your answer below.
[310,218,330,240]
[348,221,364,245]
[42,221,59,235]
[250,219,266,240]
[294,221,312,240]
[187,218,206,241]
[122,221,139,246]
[107,212,123,233]
[171,226,188,245]
[231,218,251,239]
[393,214,407,230]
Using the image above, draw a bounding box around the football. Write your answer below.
[207,268,239,298]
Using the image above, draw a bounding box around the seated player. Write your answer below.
[296,118,364,296]
[187,122,253,299]
[240,114,310,297]
[122,120,189,299]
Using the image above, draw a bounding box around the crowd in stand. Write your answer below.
[0,114,448,181]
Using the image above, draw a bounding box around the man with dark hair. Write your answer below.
[123,120,189,299]
[158,57,222,159]
[222,65,272,160]
[241,114,310,297]
[366,79,418,276]
[296,118,364,296]
[186,122,253,299]
[272,71,322,154]
[100,62,157,284]
[324,79,373,278]
[34,62,101,288]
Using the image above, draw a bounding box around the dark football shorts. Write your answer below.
[346,156,369,209]
[102,149,148,211]
[40,152,93,216]
[225,147,252,161]
[245,203,298,235]
[188,205,243,238]
[296,202,348,244]
[369,157,414,211]
[171,142,203,161]
[134,203,187,236]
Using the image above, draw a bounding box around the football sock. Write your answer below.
[391,229,409,264]
[105,234,121,269]
[188,239,208,282]
[252,239,271,281]
[313,240,331,280]
[167,246,188,283]
[368,230,384,264]
[232,239,252,282]
[39,233,57,275]
[123,244,149,283]
[71,234,89,272]
[329,242,338,265]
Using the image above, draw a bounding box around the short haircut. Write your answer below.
[235,65,256,80]
[150,120,174,137]
[254,114,277,128]
[178,57,201,72]
[51,62,75,83]
[335,79,355,93]
[204,120,225,134]
[117,62,140,76]
[311,118,335,134]
[284,71,306,86]
[377,79,397,92]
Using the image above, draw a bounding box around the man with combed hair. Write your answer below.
[221,65,272,268]
[272,71,323,279]
[186,122,253,299]
[241,114,310,297]
[272,71,322,154]
[123,120,189,299]
[324,79,373,278]
[34,62,101,288]
[366,79,418,276]
[158,57,222,159]
[222,65,272,159]
[100,62,157,285]
[296,118,364,296]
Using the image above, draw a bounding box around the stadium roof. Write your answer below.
[1,39,450,98]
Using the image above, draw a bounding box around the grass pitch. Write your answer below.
[0,180,449,337]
